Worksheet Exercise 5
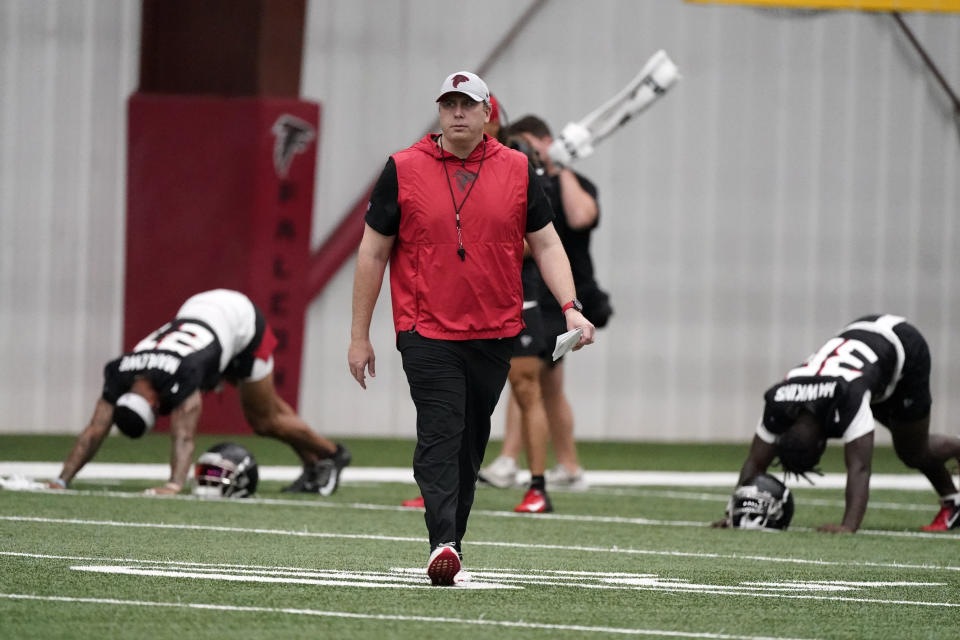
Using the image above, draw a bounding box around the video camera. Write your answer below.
[548,50,679,166]
[505,134,547,176]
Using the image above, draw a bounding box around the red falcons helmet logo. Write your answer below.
[272,114,316,178]
[452,74,470,88]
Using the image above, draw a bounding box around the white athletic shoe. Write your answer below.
[545,464,589,491]
[427,543,461,586]
[477,456,520,489]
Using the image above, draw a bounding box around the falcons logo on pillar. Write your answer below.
[271,114,316,177]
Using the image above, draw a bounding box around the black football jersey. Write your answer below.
[762,315,906,440]
[101,319,224,415]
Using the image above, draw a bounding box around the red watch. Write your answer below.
[561,299,583,313]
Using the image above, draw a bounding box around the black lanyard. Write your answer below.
[441,137,486,262]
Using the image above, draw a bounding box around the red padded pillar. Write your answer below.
[126,94,319,432]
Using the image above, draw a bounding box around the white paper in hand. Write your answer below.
[552,328,583,361]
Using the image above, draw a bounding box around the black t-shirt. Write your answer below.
[537,171,600,311]
[101,319,225,415]
[520,255,542,303]
[365,157,554,236]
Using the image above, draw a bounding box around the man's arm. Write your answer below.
[526,223,595,348]
[735,435,778,486]
[348,223,395,389]
[819,431,873,533]
[711,435,777,527]
[145,390,202,495]
[558,169,598,230]
[48,397,114,488]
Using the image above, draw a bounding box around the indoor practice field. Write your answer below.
[3,2,959,639]
[1,436,959,639]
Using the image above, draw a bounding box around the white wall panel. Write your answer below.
[1,0,958,448]
[300,1,960,444]
[0,0,137,432]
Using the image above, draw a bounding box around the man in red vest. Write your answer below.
[348,71,595,586]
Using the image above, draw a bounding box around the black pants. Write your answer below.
[397,331,514,553]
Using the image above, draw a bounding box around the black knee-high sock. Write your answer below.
[530,475,545,492]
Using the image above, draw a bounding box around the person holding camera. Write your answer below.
[480,115,611,510]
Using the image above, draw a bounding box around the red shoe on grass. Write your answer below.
[513,488,553,513]
[922,495,960,531]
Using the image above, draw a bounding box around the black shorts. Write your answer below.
[514,303,547,358]
[539,298,567,367]
[514,258,548,359]
[872,321,932,425]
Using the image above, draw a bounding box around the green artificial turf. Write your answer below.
[1,480,957,640]
[0,434,917,474]
[1,436,957,639]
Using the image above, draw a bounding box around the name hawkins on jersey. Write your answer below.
[773,381,838,403]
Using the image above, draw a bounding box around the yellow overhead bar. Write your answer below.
[686,0,960,12]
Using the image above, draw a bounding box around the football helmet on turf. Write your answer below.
[729,473,794,530]
[192,442,258,498]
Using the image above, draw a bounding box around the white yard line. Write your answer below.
[0,593,822,639]
[624,586,960,609]
[593,487,938,512]
[0,462,936,490]
[3,520,960,572]
[3,552,960,614]
[2,485,956,541]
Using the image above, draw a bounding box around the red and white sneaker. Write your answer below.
[513,488,553,513]
[922,495,960,531]
[401,495,425,508]
[427,544,461,586]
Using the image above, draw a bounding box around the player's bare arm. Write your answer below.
[712,436,778,527]
[819,431,874,533]
[49,398,115,489]
[736,435,778,487]
[348,224,394,389]
[146,390,201,495]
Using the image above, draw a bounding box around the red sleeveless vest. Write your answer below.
[389,134,528,340]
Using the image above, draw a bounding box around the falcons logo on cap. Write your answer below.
[452,74,470,88]
[272,114,316,177]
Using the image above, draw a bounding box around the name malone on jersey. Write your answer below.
[118,352,181,375]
